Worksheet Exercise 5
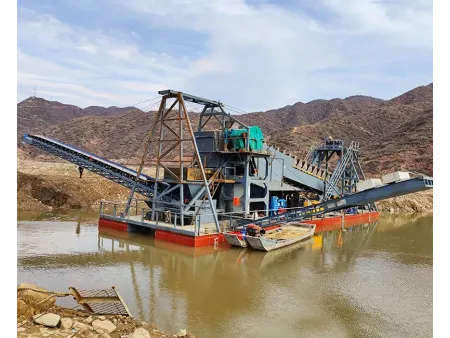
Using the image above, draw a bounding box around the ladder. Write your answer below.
[190,168,222,225]
[304,141,319,163]
[324,141,358,199]
[353,142,366,181]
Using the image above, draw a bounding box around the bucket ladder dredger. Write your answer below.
[22,89,433,235]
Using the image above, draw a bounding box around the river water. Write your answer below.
[17,211,433,337]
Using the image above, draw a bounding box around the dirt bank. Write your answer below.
[17,161,433,213]
[17,160,152,211]
[17,283,194,338]
[376,189,433,212]
[17,171,134,211]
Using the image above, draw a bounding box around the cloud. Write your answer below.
[17,0,432,111]
[116,0,433,110]
[17,8,188,107]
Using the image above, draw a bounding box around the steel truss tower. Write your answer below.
[125,90,220,233]
[309,140,367,201]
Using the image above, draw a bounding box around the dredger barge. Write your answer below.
[23,90,433,247]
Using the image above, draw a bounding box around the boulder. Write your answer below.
[33,313,61,327]
[85,333,99,338]
[132,328,151,338]
[73,321,92,333]
[92,319,117,334]
[60,318,73,329]
[17,283,56,313]
[17,299,33,317]
[84,316,94,324]
[177,329,187,337]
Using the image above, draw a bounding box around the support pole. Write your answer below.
[179,98,184,227]
[179,93,221,233]
[125,98,165,216]
[152,98,171,224]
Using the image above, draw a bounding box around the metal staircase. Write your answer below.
[353,143,366,181]
[324,141,358,199]
[304,141,320,163]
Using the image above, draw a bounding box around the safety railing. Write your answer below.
[99,198,346,233]
[99,199,150,221]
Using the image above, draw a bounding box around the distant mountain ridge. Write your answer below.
[17,96,137,144]
[17,83,433,176]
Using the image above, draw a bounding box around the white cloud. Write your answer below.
[118,0,432,110]
[17,9,188,107]
[17,0,432,111]
[77,43,98,54]
[322,0,432,47]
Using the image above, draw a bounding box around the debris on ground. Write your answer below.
[17,283,195,338]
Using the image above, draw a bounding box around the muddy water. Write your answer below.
[17,213,433,338]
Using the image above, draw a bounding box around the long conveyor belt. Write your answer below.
[22,134,170,198]
[239,176,433,228]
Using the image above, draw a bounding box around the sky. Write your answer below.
[16,0,433,111]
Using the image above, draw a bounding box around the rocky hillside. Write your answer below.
[17,83,433,176]
[258,83,433,175]
[17,97,136,145]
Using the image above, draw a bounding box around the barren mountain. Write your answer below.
[17,97,136,145]
[17,83,433,176]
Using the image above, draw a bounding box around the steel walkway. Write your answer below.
[238,176,433,228]
[22,134,170,198]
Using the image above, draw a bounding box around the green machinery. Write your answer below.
[225,126,264,152]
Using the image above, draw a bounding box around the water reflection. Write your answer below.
[76,220,81,236]
[17,213,432,338]
[17,209,99,222]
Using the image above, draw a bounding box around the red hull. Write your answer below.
[155,230,228,247]
[303,211,379,233]
[98,211,379,248]
[98,217,128,231]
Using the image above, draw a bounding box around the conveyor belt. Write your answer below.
[22,134,169,198]
[239,176,433,228]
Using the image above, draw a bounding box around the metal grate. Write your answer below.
[69,286,133,318]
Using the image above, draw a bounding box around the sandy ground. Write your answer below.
[376,189,433,212]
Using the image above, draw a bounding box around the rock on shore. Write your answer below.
[17,283,194,338]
